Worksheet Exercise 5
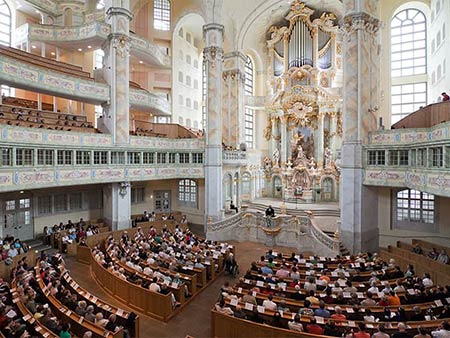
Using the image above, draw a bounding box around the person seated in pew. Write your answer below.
[428,248,439,260]
[84,305,96,322]
[306,317,324,335]
[241,289,257,306]
[59,322,72,338]
[437,250,450,265]
[105,314,121,333]
[233,305,246,319]
[215,299,233,316]
[314,300,331,318]
[95,312,109,328]
[288,314,303,332]
[277,300,290,313]
[270,311,285,329]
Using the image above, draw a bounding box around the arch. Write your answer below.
[272,175,282,199]
[320,176,335,201]
[390,3,429,125]
[241,172,251,201]
[63,7,73,27]
[0,0,11,47]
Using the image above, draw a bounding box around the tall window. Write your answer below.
[0,0,11,47]
[244,56,254,148]
[245,108,254,149]
[244,56,254,95]
[0,1,11,97]
[153,0,170,31]
[391,9,427,77]
[202,60,207,129]
[178,179,197,207]
[391,83,427,123]
[396,189,434,224]
[391,9,427,124]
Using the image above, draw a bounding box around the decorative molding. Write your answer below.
[111,34,131,59]
[341,12,381,39]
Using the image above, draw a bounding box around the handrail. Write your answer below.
[309,218,340,253]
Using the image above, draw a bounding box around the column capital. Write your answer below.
[106,7,133,21]
[203,23,225,47]
[341,12,381,38]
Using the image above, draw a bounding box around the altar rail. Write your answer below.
[207,211,340,256]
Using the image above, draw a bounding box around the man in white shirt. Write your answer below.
[288,314,303,332]
[262,295,277,311]
[431,321,450,338]
[149,277,161,293]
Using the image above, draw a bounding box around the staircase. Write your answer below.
[23,238,54,254]
[322,230,350,256]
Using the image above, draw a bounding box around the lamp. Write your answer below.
[119,182,130,197]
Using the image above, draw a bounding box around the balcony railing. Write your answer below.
[222,150,248,165]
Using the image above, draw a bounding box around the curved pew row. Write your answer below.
[10,278,59,338]
[34,259,125,338]
[212,309,448,338]
[76,221,231,322]
[60,267,139,338]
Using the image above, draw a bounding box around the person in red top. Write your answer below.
[306,318,324,335]
[353,322,370,338]
[442,92,450,101]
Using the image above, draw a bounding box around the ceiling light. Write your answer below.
[78,48,82,51]
[51,52,55,55]
[35,9,40,13]
[87,45,92,49]
[31,45,36,49]
[139,60,143,64]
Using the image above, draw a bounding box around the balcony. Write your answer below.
[0,125,205,192]
[364,120,450,197]
[222,150,248,166]
[15,23,170,68]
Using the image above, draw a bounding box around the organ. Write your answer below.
[264,1,343,203]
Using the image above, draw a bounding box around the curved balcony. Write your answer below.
[15,23,170,68]
[0,49,170,114]
[0,125,205,192]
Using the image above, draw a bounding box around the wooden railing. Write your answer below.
[89,247,174,321]
[379,245,450,286]
[392,101,450,129]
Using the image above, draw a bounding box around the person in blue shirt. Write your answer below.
[314,301,331,318]
[261,265,273,275]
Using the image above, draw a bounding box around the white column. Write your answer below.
[340,0,381,253]
[203,23,224,225]
[103,183,131,230]
[102,1,132,145]
[280,117,287,166]
[317,112,325,167]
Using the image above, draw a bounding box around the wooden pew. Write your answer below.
[61,268,140,338]
[90,250,174,321]
[35,266,124,338]
[10,279,59,338]
[380,246,450,286]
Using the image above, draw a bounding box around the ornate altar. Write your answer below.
[263,1,343,202]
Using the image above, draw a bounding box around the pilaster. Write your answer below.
[222,51,247,147]
[340,0,381,253]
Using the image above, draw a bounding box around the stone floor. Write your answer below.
[65,241,309,338]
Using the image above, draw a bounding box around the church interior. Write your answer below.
[0,0,449,337]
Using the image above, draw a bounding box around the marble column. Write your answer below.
[317,112,325,167]
[280,117,288,166]
[340,0,381,253]
[222,52,247,147]
[203,23,224,224]
[329,112,337,151]
[102,0,132,145]
[103,183,131,230]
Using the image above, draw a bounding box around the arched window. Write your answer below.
[396,189,435,224]
[178,28,183,38]
[391,9,427,124]
[179,179,197,207]
[391,9,426,77]
[0,0,11,96]
[153,0,170,31]
[244,56,254,96]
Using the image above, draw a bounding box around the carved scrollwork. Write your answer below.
[203,46,224,68]
[111,34,131,59]
[341,13,381,40]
